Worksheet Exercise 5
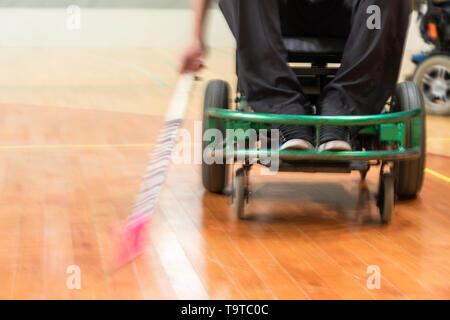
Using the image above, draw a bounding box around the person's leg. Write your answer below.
[319,0,411,146]
[218,0,314,146]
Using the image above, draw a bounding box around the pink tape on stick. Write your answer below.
[111,74,195,268]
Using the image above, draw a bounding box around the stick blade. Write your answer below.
[110,212,152,269]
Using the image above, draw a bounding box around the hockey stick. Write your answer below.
[111,74,195,268]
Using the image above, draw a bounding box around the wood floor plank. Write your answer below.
[11,153,45,299]
[172,166,335,300]
[159,188,244,299]
[0,156,21,299]
[79,153,142,300]
[165,170,278,299]
[150,208,209,299]
[42,154,76,299]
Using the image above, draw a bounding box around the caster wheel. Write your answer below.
[233,168,246,219]
[378,172,395,224]
[360,169,368,181]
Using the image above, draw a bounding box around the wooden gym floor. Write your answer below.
[0,47,448,300]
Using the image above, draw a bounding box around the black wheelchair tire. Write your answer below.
[378,172,395,224]
[234,168,246,220]
[412,55,450,115]
[392,82,426,199]
[202,80,230,193]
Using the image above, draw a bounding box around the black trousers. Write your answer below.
[218,0,411,121]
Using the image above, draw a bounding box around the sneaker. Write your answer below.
[319,126,352,152]
[279,124,314,151]
[280,139,314,151]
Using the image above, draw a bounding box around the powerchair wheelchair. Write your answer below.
[411,0,450,114]
[201,35,426,224]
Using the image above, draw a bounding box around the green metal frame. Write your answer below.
[206,107,423,162]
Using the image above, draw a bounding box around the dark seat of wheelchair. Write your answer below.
[282,37,346,97]
[283,37,346,63]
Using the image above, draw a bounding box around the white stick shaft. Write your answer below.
[131,74,195,218]
[166,74,195,121]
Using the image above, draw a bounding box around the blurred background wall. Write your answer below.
[0,0,191,8]
[0,0,428,51]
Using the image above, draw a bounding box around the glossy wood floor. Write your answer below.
[0,48,449,300]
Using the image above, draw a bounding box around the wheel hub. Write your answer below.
[421,65,450,106]
[430,78,447,97]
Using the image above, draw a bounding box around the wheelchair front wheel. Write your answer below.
[233,168,247,220]
[378,172,395,224]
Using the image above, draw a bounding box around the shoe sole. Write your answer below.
[319,140,352,152]
[280,139,314,151]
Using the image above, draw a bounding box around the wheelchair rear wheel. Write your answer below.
[392,82,426,199]
[202,80,230,193]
